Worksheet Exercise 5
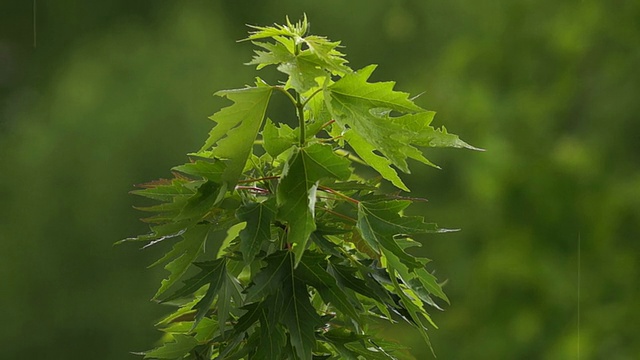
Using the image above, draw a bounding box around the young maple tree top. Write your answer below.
[126,15,479,360]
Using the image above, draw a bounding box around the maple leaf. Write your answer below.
[236,199,276,264]
[151,224,210,299]
[261,118,297,157]
[199,85,273,185]
[357,200,447,270]
[142,334,198,359]
[161,258,228,326]
[171,159,226,182]
[296,252,361,322]
[327,65,479,191]
[277,144,351,265]
[245,16,349,93]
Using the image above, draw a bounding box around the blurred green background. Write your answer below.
[1,0,638,359]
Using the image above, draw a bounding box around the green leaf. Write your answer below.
[130,178,193,202]
[216,270,243,332]
[357,201,430,270]
[255,309,286,360]
[328,262,380,302]
[175,180,224,221]
[261,118,297,157]
[199,85,273,185]
[245,251,322,359]
[172,159,226,182]
[325,65,472,190]
[296,252,361,322]
[245,251,291,301]
[300,35,350,75]
[343,130,408,191]
[390,113,482,151]
[233,302,262,335]
[281,267,322,360]
[383,254,435,354]
[277,144,351,265]
[162,258,228,326]
[279,57,326,93]
[244,16,308,41]
[152,224,210,299]
[143,334,198,359]
[414,267,449,304]
[247,41,294,70]
[236,199,276,264]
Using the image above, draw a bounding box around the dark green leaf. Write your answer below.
[255,309,286,360]
[162,258,228,326]
[236,199,276,264]
[296,253,361,322]
[281,269,322,360]
[175,180,224,221]
[245,251,291,301]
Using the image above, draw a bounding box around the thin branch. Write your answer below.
[237,176,281,184]
[318,185,360,205]
[235,185,271,195]
[316,207,357,223]
[273,86,298,108]
[301,87,323,108]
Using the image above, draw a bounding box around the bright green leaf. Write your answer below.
[152,224,210,299]
[277,144,351,265]
[172,159,226,182]
[199,86,273,185]
[262,119,297,157]
[143,334,198,359]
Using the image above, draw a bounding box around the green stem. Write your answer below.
[295,92,306,146]
[273,85,306,146]
[273,86,297,107]
[301,87,323,108]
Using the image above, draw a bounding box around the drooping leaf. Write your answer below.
[327,261,380,303]
[143,334,198,359]
[357,202,424,270]
[216,270,244,332]
[199,85,273,185]
[255,309,287,360]
[281,266,322,360]
[130,178,193,202]
[175,180,224,221]
[236,199,276,264]
[162,258,228,326]
[277,144,351,265]
[296,252,360,322]
[152,224,211,299]
[383,257,434,354]
[172,159,226,182]
[247,41,294,70]
[245,251,292,302]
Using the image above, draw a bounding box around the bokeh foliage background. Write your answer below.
[1,0,638,359]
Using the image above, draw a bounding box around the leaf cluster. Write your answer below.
[124,16,478,360]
